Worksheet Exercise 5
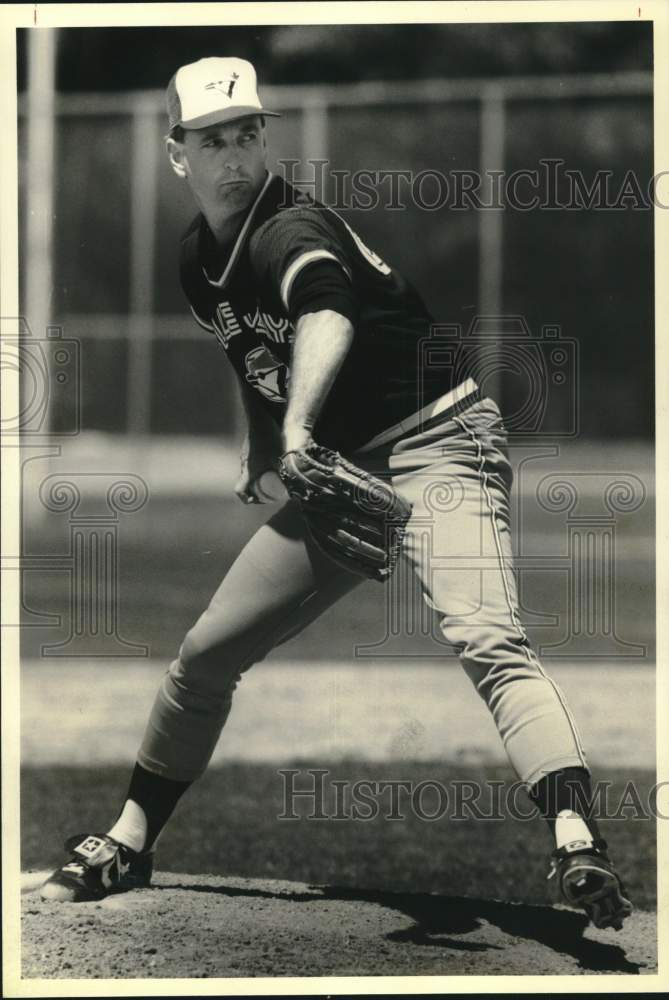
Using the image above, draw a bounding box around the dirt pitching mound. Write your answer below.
[22,871,656,979]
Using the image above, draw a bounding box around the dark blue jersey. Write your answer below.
[179,172,447,452]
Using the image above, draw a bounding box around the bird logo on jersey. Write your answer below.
[244,345,289,402]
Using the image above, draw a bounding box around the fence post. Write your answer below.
[478,83,506,404]
[25,28,57,467]
[301,94,329,196]
[127,102,159,436]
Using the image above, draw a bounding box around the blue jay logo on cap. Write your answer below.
[166,57,280,131]
[205,72,240,99]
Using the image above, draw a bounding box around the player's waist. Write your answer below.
[355,378,481,453]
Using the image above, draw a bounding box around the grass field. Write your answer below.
[21,497,654,663]
[23,763,656,911]
[19,436,654,661]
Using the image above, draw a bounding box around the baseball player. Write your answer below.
[41,57,631,931]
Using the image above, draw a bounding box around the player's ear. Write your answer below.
[166,136,188,179]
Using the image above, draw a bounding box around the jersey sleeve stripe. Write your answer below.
[280,250,352,311]
[190,305,215,332]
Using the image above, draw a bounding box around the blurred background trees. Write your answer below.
[18,22,653,90]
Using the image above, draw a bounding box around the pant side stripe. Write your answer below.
[452,413,588,772]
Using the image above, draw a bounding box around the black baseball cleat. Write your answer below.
[40,833,153,902]
[548,838,632,930]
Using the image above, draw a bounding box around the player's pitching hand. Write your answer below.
[235,443,284,505]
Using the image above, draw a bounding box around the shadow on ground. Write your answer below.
[158,879,644,975]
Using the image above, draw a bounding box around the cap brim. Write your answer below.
[178,106,281,131]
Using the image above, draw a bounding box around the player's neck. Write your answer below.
[207,209,248,252]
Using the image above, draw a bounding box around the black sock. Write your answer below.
[529,767,602,843]
[123,763,191,852]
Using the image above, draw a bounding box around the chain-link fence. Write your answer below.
[18,72,653,439]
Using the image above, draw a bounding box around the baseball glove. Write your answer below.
[278,443,412,582]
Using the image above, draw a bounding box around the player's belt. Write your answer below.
[356,378,481,453]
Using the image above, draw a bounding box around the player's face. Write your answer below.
[168,116,267,231]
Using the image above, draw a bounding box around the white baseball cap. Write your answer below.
[166,57,280,133]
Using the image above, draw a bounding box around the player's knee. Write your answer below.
[169,649,242,705]
[178,625,210,667]
[442,618,516,649]
[179,609,240,667]
[442,620,535,678]
[173,624,244,699]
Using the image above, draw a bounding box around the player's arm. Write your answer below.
[282,309,354,451]
[249,210,359,452]
[235,378,283,504]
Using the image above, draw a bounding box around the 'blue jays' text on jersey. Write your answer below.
[179,172,447,453]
